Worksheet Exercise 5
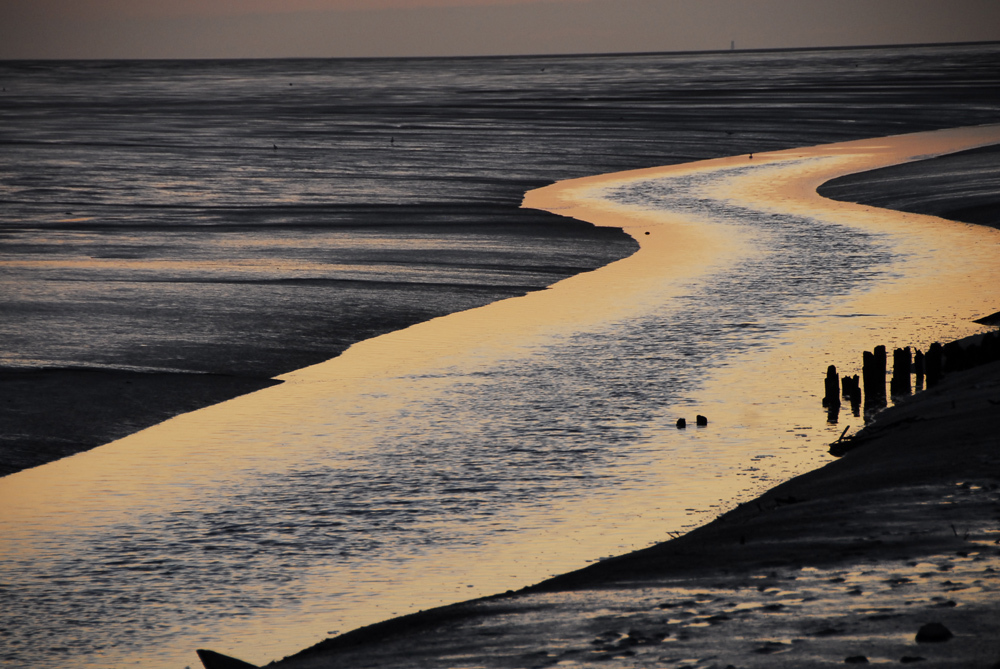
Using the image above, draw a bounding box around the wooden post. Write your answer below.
[926,342,943,387]
[874,345,887,399]
[824,364,841,408]
[890,346,911,396]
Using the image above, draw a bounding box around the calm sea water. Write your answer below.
[2,45,1000,669]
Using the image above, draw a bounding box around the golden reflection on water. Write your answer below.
[2,125,1000,668]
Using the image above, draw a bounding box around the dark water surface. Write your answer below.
[1,44,1000,668]
[819,142,1000,228]
[2,45,1000,471]
[4,45,1000,373]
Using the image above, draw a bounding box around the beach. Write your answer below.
[266,356,1000,669]
[247,127,1000,668]
[3,47,1000,669]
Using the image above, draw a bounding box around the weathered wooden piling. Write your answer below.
[890,346,912,396]
[862,350,874,399]
[862,349,886,403]
[914,349,925,388]
[926,342,943,387]
[823,364,841,408]
[874,345,887,390]
[840,373,861,407]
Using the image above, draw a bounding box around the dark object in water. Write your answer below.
[196,649,259,669]
[841,374,861,407]
[823,364,841,408]
[844,655,869,664]
[926,342,944,387]
[890,346,912,396]
[862,345,887,409]
[915,622,953,643]
[695,414,708,426]
[676,418,686,429]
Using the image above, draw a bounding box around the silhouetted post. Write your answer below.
[862,350,883,402]
[862,346,887,416]
[891,346,911,396]
[840,374,858,400]
[874,345,887,395]
[926,342,943,387]
[914,349,925,390]
[823,365,841,408]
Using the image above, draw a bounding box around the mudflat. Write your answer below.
[266,358,1000,669]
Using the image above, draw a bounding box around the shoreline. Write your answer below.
[0,216,636,478]
[266,356,1000,669]
[231,127,1000,668]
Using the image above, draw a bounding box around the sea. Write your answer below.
[1,43,1000,668]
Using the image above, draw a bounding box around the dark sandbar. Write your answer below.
[818,142,1000,229]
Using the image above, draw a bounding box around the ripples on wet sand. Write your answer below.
[2,46,1000,668]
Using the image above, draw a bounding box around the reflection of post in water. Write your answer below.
[890,346,912,397]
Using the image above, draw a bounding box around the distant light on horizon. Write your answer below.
[1,0,999,60]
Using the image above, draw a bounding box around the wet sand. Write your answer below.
[268,358,1000,669]
[245,127,1000,668]
[0,217,635,477]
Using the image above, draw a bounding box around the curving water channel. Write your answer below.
[2,126,1000,668]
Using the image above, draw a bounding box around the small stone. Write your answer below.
[676,418,686,429]
[696,414,708,426]
[844,656,868,664]
[900,657,926,664]
[915,622,953,642]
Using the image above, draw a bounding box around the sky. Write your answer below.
[1,0,999,60]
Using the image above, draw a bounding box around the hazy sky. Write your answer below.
[2,0,999,59]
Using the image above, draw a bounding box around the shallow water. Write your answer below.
[2,48,1000,669]
[5,133,1000,668]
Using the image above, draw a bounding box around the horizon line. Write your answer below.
[2,38,998,64]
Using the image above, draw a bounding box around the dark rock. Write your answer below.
[696,414,708,426]
[844,656,869,664]
[915,622,953,643]
[900,657,926,664]
[676,418,686,429]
